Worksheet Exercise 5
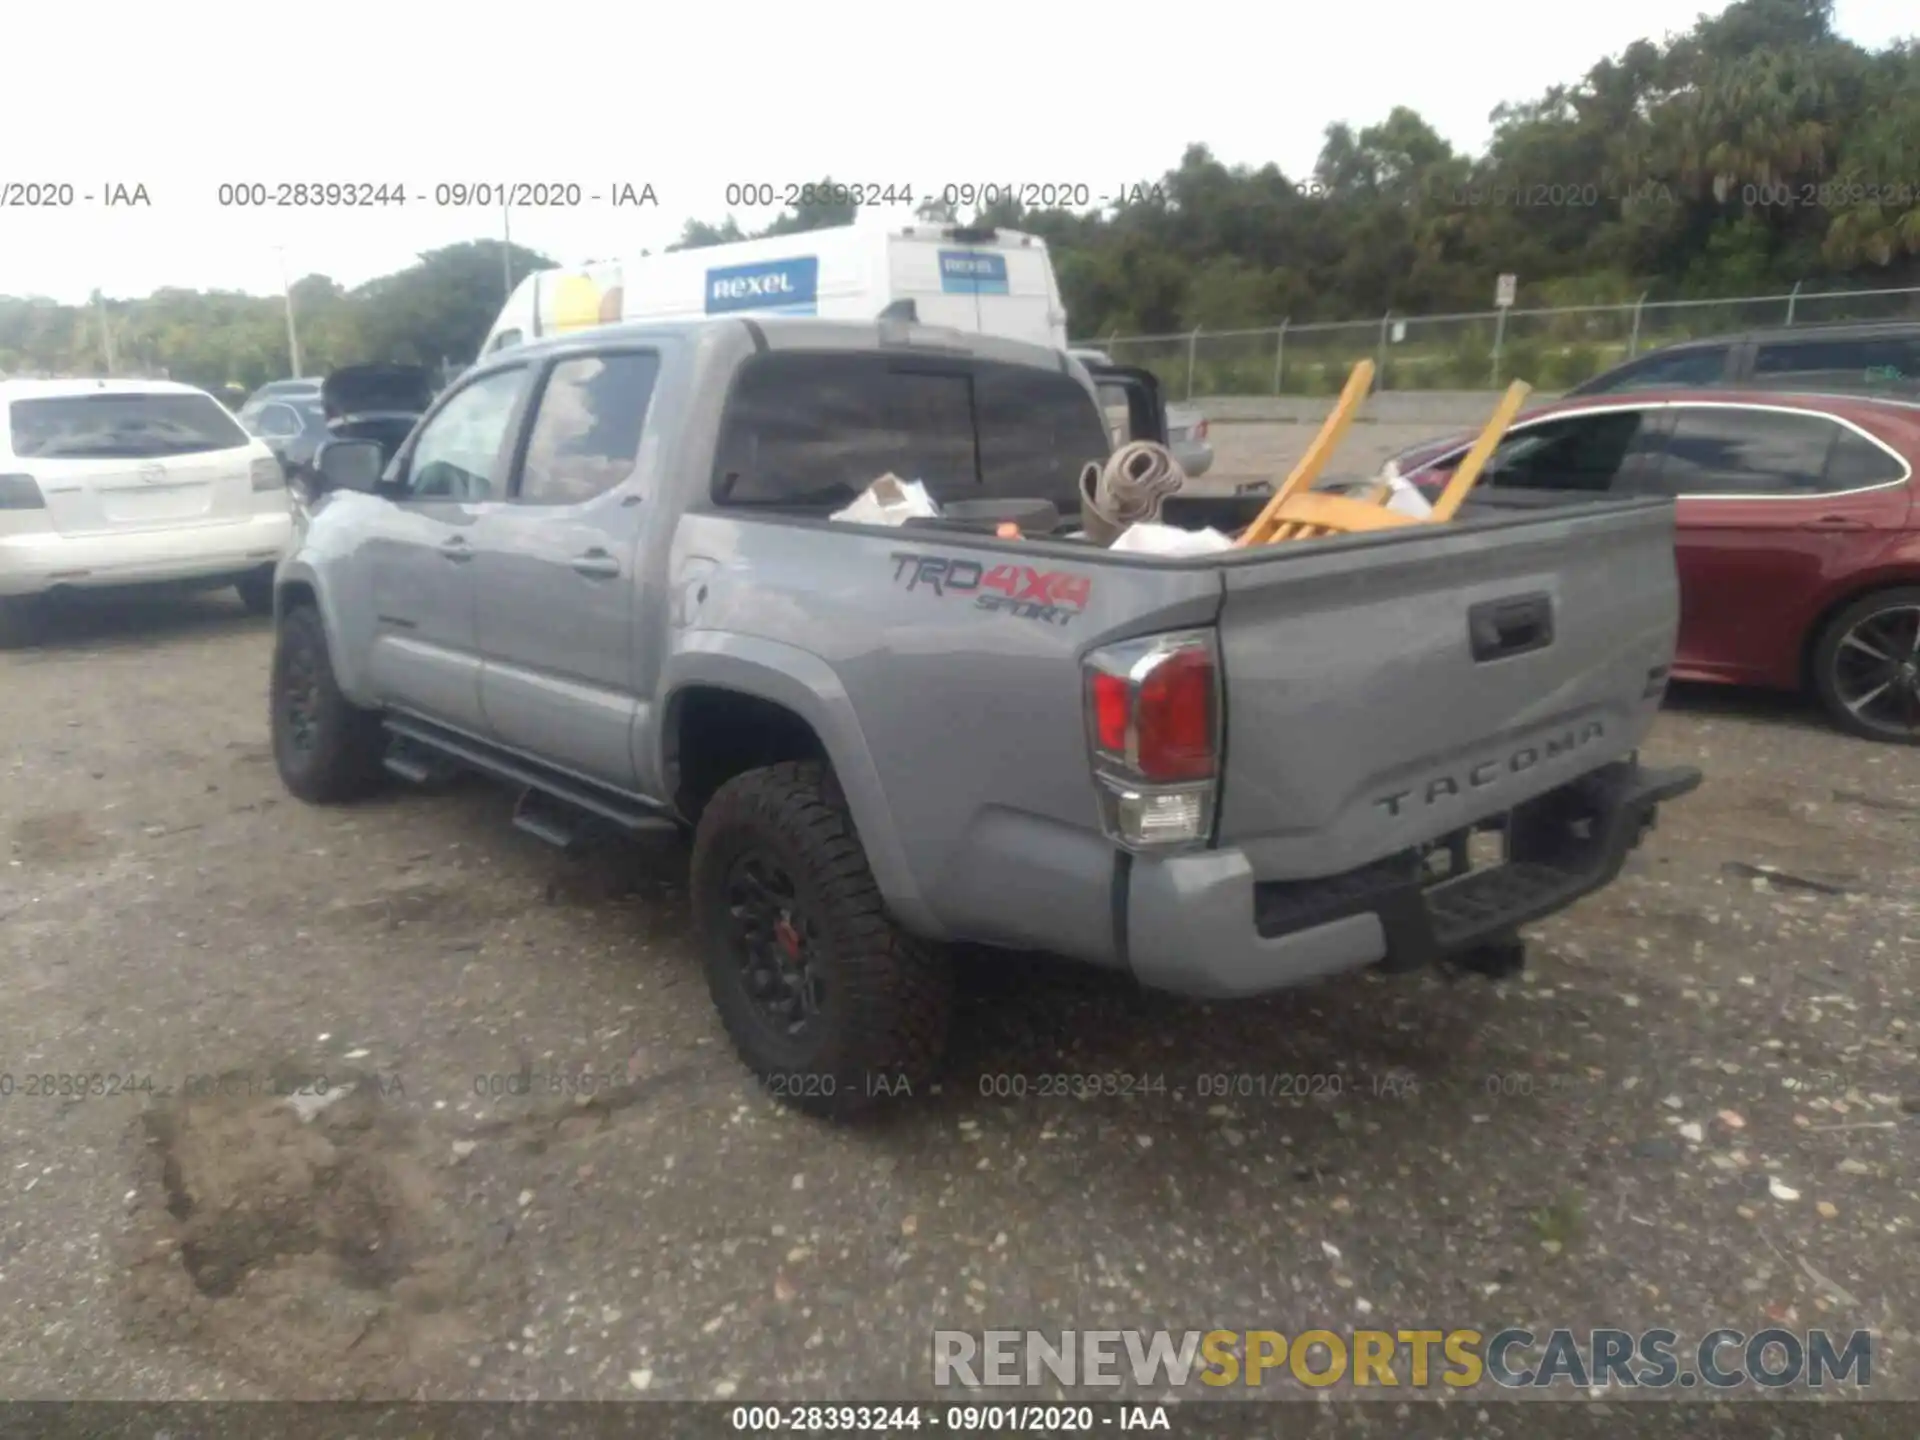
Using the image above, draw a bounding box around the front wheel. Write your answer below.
[1812,587,1920,744]
[270,604,388,801]
[690,761,952,1118]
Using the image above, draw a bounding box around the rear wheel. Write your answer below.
[235,565,275,615]
[270,604,387,801]
[1812,588,1920,745]
[690,761,952,1118]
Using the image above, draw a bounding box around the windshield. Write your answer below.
[8,392,252,460]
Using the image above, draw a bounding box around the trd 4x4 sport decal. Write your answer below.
[889,552,1092,628]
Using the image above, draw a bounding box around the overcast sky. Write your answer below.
[5,0,1911,304]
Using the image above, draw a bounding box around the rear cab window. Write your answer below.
[7,391,251,459]
[710,353,1110,513]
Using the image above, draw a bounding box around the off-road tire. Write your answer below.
[691,761,952,1119]
[1811,586,1920,745]
[235,565,276,616]
[271,603,388,802]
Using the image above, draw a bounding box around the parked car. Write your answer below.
[237,391,328,475]
[1072,348,1213,476]
[1380,389,1920,743]
[1567,321,1920,400]
[242,377,324,408]
[270,316,1697,1117]
[241,365,433,503]
[0,377,295,642]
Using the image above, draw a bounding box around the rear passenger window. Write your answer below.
[1656,408,1837,495]
[1753,337,1920,394]
[516,352,659,506]
[1824,428,1907,489]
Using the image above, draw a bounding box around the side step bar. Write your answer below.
[382,714,681,848]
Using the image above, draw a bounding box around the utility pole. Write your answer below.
[502,201,514,302]
[275,247,303,378]
[92,289,117,374]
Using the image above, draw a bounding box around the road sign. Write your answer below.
[1495,273,1518,308]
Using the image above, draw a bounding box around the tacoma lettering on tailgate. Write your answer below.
[1374,720,1606,818]
[889,552,1091,627]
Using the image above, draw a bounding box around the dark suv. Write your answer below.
[1568,322,1920,400]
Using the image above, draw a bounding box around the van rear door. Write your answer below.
[534,264,625,338]
[889,229,1061,347]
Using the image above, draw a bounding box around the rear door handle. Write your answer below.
[1469,592,1554,662]
[439,536,473,562]
[1804,515,1870,532]
[570,549,622,579]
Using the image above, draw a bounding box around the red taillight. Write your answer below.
[1084,631,1221,850]
[1192,419,1209,442]
[1092,672,1131,753]
[1135,647,1216,780]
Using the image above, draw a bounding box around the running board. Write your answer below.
[512,789,583,852]
[382,715,680,839]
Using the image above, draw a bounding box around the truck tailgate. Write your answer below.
[1214,499,1679,877]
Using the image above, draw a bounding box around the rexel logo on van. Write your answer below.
[705,256,820,316]
[939,250,1010,295]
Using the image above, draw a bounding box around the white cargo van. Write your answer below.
[478,222,1070,357]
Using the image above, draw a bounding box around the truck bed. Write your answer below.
[698,488,1681,975]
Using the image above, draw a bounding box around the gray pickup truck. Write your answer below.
[270,317,1700,1116]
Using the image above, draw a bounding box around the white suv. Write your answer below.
[0,378,295,639]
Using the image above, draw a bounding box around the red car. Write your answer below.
[1382,389,1920,743]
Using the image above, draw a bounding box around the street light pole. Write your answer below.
[275,246,303,378]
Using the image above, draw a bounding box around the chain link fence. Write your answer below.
[1088,283,1920,399]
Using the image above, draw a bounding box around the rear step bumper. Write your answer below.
[1125,758,1702,999]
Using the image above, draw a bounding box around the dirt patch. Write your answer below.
[9,809,113,865]
[122,1069,525,1398]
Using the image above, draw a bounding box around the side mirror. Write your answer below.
[313,438,385,494]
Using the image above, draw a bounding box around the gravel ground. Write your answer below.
[1,590,1915,1413]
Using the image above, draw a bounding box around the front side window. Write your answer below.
[1654,407,1838,496]
[517,352,660,506]
[1482,410,1655,492]
[400,367,529,501]
[8,391,250,459]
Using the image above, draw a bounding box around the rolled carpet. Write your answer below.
[1078,441,1188,546]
